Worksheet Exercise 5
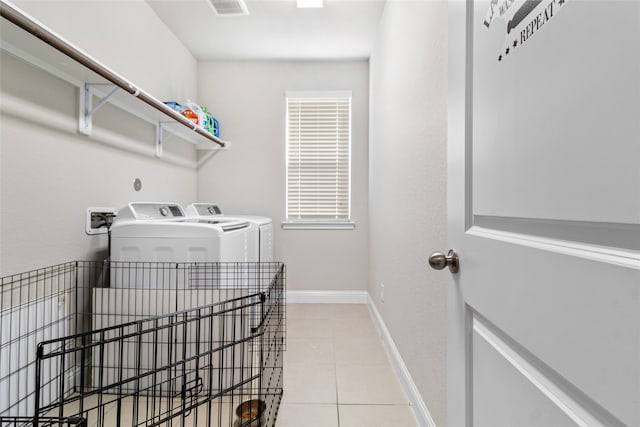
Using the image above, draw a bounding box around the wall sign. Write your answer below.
[484,0,570,62]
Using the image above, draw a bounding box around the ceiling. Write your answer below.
[146,0,386,61]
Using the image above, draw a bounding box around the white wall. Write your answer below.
[10,0,197,101]
[0,1,199,275]
[369,1,448,425]
[197,60,369,292]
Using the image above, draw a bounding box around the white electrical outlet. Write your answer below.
[380,283,385,303]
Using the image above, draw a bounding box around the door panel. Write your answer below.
[472,0,640,224]
[447,1,640,426]
[464,235,638,425]
[473,323,582,427]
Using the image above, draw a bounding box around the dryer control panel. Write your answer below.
[186,203,223,217]
[126,203,185,220]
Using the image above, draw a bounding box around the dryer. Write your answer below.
[185,203,273,262]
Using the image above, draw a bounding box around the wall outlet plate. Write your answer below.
[86,207,117,235]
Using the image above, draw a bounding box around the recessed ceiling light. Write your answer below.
[208,0,249,16]
[297,0,323,8]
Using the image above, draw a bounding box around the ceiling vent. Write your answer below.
[207,0,249,16]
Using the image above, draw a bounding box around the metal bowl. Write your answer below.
[234,399,266,427]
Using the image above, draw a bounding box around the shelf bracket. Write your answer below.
[79,83,120,136]
[156,121,182,158]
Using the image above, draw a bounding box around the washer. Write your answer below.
[110,202,251,288]
[98,202,254,389]
[185,203,273,262]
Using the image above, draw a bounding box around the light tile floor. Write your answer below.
[277,303,419,427]
[40,303,416,426]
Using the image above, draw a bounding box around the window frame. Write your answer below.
[282,90,355,230]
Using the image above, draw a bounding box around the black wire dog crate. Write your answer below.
[0,261,285,426]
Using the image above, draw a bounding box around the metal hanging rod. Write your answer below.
[0,0,226,148]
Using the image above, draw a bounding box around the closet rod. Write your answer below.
[0,1,226,148]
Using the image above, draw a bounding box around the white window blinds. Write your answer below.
[286,92,351,221]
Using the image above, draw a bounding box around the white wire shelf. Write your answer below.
[0,0,228,157]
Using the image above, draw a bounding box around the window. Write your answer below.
[284,91,353,229]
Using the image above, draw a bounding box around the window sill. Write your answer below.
[281,220,356,230]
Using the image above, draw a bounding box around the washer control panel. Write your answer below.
[129,203,185,220]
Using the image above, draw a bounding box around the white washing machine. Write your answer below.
[110,202,251,288]
[185,203,273,262]
[98,202,254,391]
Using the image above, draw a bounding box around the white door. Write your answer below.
[446,1,639,426]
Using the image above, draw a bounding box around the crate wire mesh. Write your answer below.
[0,261,285,426]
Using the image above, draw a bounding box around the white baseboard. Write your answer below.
[285,290,437,427]
[286,290,368,304]
[367,294,437,427]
